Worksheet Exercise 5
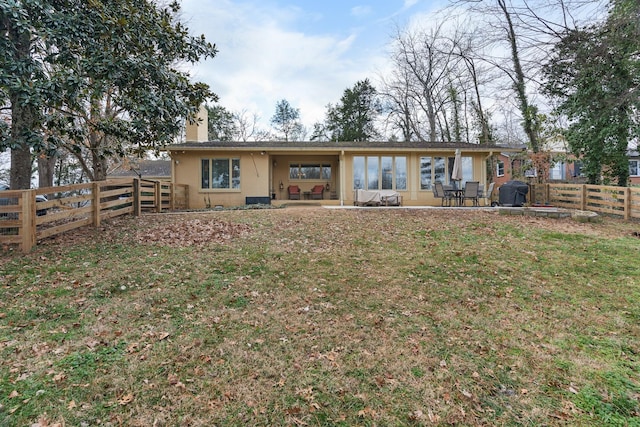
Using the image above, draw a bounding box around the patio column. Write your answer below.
[340,150,345,206]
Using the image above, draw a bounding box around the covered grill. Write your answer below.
[498,180,528,207]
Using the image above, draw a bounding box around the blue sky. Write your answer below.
[180,0,447,131]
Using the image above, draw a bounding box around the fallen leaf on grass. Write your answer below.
[117,393,134,405]
[408,409,424,420]
[357,407,377,418]
[8,390,19,398]
[428,409,441,422]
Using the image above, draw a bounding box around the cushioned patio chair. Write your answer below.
[288,185,301,200]
[462,181,479,206]
[310,184,325,200]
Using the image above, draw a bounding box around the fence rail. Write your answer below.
[1,178,188,252]
[530,183,640,220]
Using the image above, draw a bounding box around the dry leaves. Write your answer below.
[133,218,251,247]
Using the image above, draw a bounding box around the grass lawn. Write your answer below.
[1,207,639,426]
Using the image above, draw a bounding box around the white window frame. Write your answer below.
[201,158,240,190]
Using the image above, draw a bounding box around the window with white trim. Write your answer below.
[550,162,565,180]
[496,160,505,177]
[420,156,472,190]
[630,159,640,177]
[201,158,240,189]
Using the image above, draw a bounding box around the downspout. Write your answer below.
[340,150,345,206]
[483,151,494,187]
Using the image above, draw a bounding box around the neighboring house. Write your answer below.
[495,135,583,185]
[494,153,516,187]
[629,148,640,185]
[165,110,522,208]
[108,159,171,181]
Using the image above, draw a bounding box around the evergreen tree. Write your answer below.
[544,0,640,185]
[270,99,302,141]
[1,0,217,186]
[325,79,381,142]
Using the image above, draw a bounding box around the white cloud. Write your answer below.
[351,6,373,18]
[180,0,389,129]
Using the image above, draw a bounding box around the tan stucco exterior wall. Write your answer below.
[172,150,272,208]
[170,148,495,208]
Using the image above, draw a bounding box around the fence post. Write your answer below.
[169,183,175,210]
[581,185,587,211]
[21,190,36,252]
[624,187,631,220]
[133,178,141,216]
[93,181,101,227]
[155,181,162,213]
[529,184,536,204]
[544,184,550,205]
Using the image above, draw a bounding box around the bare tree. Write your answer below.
[447,0,608,150]
[233,109,260,142]
[386,23,461,142]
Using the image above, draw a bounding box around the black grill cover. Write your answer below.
[498,180,528,207]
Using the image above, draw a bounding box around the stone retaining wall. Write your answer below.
[498,207,601,223]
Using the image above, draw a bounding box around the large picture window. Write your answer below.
[201,158,240,189]
[420,155,473,190]
[353,156,407,190]
[289,164,331,180]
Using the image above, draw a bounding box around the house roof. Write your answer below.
[166,140,524,154]
[109,159,171,178]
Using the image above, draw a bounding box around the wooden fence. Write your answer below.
[530,183,640,220]
[0,178,188,252]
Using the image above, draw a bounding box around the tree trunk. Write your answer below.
[498,0,540,152]
[7,18,37,189]
[37,154,56,188]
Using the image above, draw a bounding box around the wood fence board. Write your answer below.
[101,206,134,219]
[41,205,93,223]
[0,235,21,244]
[101,198,133,210]
[100,188,133,199]
[48,194,93,207]
[0,206,19,214]
[37,217,93,240]
[0,219,22,227]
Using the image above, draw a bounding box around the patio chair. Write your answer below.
[433,182,452,207]
[310,184,324,200]
[461,181,479,206]
[288,185,301,200]
[478,182,495,206]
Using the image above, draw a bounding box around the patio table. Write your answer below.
[444,186,463,206]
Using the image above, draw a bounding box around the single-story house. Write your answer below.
[109,159,171,180]
[165,111,523,208]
